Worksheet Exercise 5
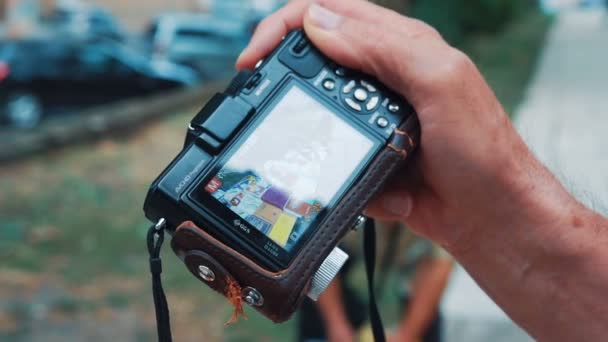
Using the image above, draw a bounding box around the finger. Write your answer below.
[237,0,311,70]
[364,189,414,222]
[364,156,426,221]
[236,0,411,70]
[364,178,439,234]
[302,3,443,100]
[364,169,418,221]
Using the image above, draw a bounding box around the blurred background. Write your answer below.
[1,0,606,341]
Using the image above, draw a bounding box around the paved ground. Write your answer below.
[516,9,608,212]
[441,8,608,342]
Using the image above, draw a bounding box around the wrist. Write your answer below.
[453,139,595,280]
[450,134,578,259]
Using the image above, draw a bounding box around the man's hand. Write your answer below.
[238,1,608,340]
[237,0,572,254]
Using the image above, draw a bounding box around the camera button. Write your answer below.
[342,80,356,94]
[322,79,336,91]
[354,88,368,102]
[254,58,264,69]
[366,96,380,111]
[388,102,400,113]
[244,72,263,92]
[352,215,366,231]
[198,97,254,141]
[199,133,222,151]
[345,98,362,112]
[361,80,377,93]
[376,116,390,128]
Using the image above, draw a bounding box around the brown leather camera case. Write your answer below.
[170,115,420,323]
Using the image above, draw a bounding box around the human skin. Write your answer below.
[317,256,452,342]
[236,0,608,340]
[316,278,355,342]
[388,258,453,342]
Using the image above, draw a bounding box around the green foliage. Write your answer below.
[459,0,532,33]
[410,0,464,43]
[411,0,536,45]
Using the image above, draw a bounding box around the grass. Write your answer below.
[0,10,550,342]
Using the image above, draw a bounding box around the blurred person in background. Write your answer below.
[298,221,453,342]
[298,237,367,342]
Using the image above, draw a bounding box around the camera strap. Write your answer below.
[364,218,386,342]
[147,219,173,342]
[146,218,385,342]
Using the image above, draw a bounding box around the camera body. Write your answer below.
[144,30,419,321]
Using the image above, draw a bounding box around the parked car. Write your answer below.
[43,2,126,41]
[144,13,256,80]
[0,38,198,128]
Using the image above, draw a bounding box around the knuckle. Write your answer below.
[408,18,441,39]
[423,48,474,89]
[363,28,393,72]
[339,23,388,72]
[254,16,273,34]
[445,48,474,77]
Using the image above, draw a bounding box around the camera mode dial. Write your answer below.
[307,247,349,301]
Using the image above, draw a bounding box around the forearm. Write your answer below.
[452,153,608,341]
[317,277,351,328]
[398,258,453,338]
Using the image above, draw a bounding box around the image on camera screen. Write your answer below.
[204,86,375,252]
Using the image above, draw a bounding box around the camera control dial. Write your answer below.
[307,247,349,301]
[341,78,381,113]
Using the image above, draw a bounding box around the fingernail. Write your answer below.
[308,3,342,30]
[383,195,413,218]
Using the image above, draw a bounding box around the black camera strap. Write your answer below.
[147,219,173,342]
[364,218,386,342]
[146,218,385,342]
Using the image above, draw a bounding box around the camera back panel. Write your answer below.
[240,32,412,141]
[144,30,415,271]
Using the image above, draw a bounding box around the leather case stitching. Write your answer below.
[171,118,419,322]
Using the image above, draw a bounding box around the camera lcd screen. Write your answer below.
[203,85,375,252]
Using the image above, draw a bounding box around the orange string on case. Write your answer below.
[224,276,247,326]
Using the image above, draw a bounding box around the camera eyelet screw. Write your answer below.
[352,215,366,231]
[242,287,264,307]
[198,265,215,282]
[155,218,166,231]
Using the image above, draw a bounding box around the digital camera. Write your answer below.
[143,30,420,322]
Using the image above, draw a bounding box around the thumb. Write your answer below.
[303,3,411,93]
